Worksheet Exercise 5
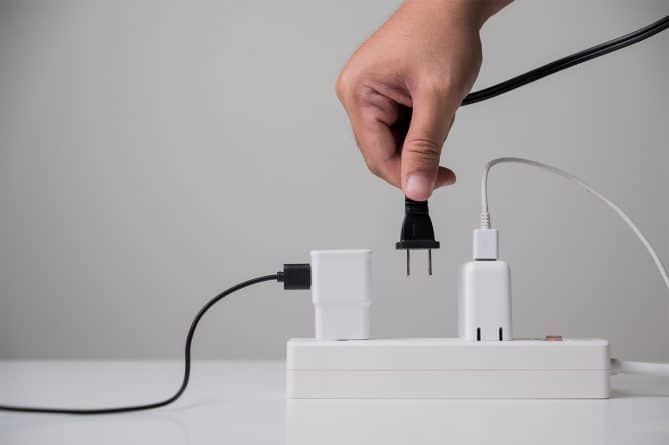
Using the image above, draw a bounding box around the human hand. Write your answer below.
[336,0,510,200]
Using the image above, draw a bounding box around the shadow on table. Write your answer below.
[611,389,669,398]
[0,413,189,445]
[287,398,611,445]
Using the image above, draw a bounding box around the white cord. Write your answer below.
[611,358,669,377]
[481,157,669,288]
[481,157,669,376]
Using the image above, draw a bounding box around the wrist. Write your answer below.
[404,0,511,29]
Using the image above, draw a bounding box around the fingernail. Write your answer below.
[406,174,431,200]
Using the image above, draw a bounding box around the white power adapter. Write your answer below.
[310,249,372,340]
[459,228,512,341]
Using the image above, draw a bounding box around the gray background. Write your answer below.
[1,0,667,360]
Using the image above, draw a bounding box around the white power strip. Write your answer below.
[289,161,669,402]
[287,338,610,399]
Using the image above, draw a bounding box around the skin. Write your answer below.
[336,0,513,201]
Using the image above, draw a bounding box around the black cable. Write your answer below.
[462,15,669,105]
[0,274,279,415]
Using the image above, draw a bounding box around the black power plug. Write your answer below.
[395,197,440,276]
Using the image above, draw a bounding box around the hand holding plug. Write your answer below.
[336,0,511,200]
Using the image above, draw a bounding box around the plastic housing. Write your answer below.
[286,338,610,399]
[310,250,372,340]
[458,260,512,341]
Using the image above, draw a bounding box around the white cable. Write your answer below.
[481,157,669,377]
[481,157,669,288]
[610,358,669,377]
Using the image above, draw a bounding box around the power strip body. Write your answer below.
[287,338,610,399]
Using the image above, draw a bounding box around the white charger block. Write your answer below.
[458,260,512,341]
[310,250,372,340]
[286,338,610,399]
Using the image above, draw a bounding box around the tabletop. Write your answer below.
[1,360,668,445]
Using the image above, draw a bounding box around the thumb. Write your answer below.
[401,90,458,201]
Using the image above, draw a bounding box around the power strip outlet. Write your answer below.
[286,338,610,399]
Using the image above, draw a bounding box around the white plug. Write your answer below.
[458,228,512,341]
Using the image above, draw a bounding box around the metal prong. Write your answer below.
[406,250,410,276]
[428,249,432,275]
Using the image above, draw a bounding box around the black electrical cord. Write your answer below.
[0,264,310,415]
[1,274,281,415]
[462,15,669,105]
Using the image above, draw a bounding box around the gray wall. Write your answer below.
[2,0,667,360]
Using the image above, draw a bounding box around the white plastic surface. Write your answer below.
[473,228,499,260]
[287,338,610,399]
[458,260,512,341]
[4,361,669,445]
[310,250,372,340]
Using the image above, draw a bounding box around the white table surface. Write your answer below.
[1,360,668,445]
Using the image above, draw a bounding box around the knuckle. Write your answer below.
[425,80,451,98]
[419,72,453,97]
[419,70,468,102]
[335,69,355,101]
[337,70,374,107]
[403,138,442,160]
[365,158,383,177]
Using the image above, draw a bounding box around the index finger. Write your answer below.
[350,112,402,188]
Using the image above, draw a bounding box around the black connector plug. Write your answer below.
[395,197,440,276]
[277,264,311,290]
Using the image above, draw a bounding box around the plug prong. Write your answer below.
[428,249,432,275]
[406,249,410,276]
